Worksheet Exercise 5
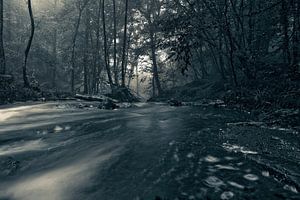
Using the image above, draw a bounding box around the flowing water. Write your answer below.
[0,102,299,199]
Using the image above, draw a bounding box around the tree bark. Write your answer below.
[23,0,35,87]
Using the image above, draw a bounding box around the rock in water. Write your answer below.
[168,99,183,107]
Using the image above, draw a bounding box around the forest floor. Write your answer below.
[0,101,299,200]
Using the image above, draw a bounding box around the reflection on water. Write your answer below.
[54,125,63,133]
[227,181,245,190]
[215,164,239,171]
[204,155,220,163]
[0,139,46,156]
[204,176,225,188]
[243,174,259,181]
[222,143,258,155]
[0,144,122,200]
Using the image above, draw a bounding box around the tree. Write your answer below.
[102,0,114,90]
[0,0,5,75]
[23,0,35,87]
[51,0,59,88]
[70,0,89,93]
[112,0,118,85]
[121,0,129,87]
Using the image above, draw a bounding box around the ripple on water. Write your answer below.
[227,181,245,190]
[204,155,220,163]
[222,143,258,155]
[54,125,63,133]
[243,174,259,181]
[220,191,234,200]
[215,165,239,171]
[204,176,224,188]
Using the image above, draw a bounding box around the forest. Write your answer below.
[0,0,299,200]
[0,0,298,105]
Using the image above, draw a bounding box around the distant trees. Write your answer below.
[133,0,165,96]
[1,0,298,98]
[160,0,300,89]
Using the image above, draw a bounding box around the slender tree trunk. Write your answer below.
[52,0,58,88]
[92,0,102,94]
[102,0,114,90]
[23,0,35,87]
[70,0,89,93]
[83,9,90,94]
[292,0,299,72]
[150,27,162,96]
[281,0,291,66]
[121,0,129,87]
[218,30,226,80]
[70,10,83,93]
[152,76,155,97]
[0,0,5,75]
[224,0,238,87]
[136,64,139,96]
[113,0,118,85]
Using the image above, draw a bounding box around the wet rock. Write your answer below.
[98,99,119,110]
[168,99,182,107]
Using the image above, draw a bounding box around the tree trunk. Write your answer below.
[0,0,5,75]
[113,0,118,85]
[23,0,35,88]
[70,9,82,93]
[52,0,58,89]
[281,0,291,66]
[92,0,102,94]
[83,9,90,94]
[136,64,139,96]
[102,0,114,89]
[150,27,162,96]
[224,0,238,87]
[121,0,129,87]
[292,0,299,72]
[70,0,89,94]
